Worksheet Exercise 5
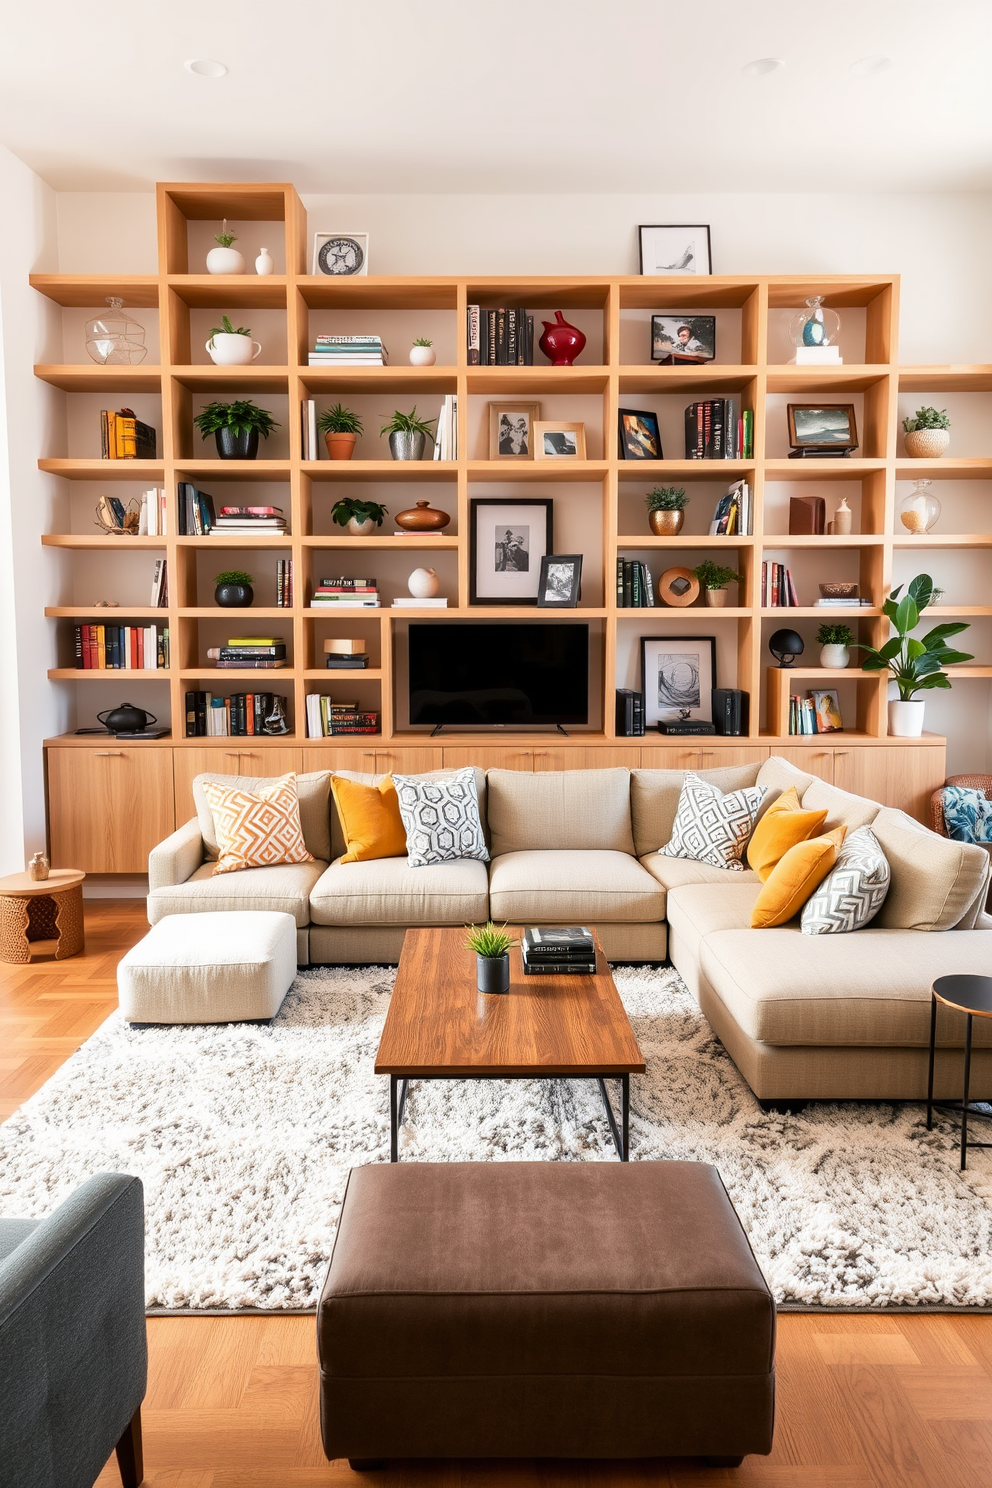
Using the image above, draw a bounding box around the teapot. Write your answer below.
[97,703,157,734]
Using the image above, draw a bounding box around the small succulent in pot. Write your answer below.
[465,921,518,995]
[317,403,364,461]
[381,406,436,461]
[214,569,255,607]
[205,315,261,367]
[816,622,853,669]
[409,336,437,367]
[205,220,246,275]
[645,486,688,535]
[331,496,388,537]
[193,399,280,460]
[692,559,744,607]
[903,406,951,459]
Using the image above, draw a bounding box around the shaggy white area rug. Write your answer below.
[2,963,992,1312]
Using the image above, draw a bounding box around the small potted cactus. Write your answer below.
[903,406,950,459]
[205,220,246,275]
[317,403,364,461]
[409,337,437,367]
[645,486,689,536]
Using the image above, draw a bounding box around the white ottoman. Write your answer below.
[118,911,298,1024]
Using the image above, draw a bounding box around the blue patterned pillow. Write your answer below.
[941,786,992,844]
[393,768,490,867]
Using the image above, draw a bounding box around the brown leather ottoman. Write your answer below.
[318,1160,775,1469]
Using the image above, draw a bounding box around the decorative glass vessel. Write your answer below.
[789,295,841,349]
[899,479,941,535]
[84,298,147,364]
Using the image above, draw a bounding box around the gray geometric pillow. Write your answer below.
[393,767,490,868]
[801,825,890,934]
[662,771,766,872]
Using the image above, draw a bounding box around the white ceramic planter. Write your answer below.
[205,333,262,366]
[888,699,926,737]
[408,566,440,599]
[819,643,850,669]
[904,428,949,459]
[205,245,246,275]
[409,345,437,366]
[346,517,377,537]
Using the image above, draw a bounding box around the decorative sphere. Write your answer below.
[408,566,440,599]
[769,629,805,667]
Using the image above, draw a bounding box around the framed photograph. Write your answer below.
[787,403,858,450]
[469,498,553,605]
[651,314,716,364]
[537,554,583,608]
[312,232,369,277]
[534,421,587,460]
[638,225,713,276]
[640,635,717,727]
[489,402,541,459]
[809,688,844,733]
[618,408,663,460]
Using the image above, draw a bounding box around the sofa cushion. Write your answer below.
[800,777,880,833]
[147,858,328,927]
[329,768,488,861]
[750,827,846,929]
[488,850,664,924]
[393,768,489,867]
[310,856,489,926]
[871,806,991,931]
[756,755,817,808]
[201,774,314,875]
[666,882,761,966]
[800,825,891,935]
[630,763,760,858]
[330,773,407,863]
[746,787,828,880]
[699,925,992,1048]
[194,769,331,862]
[487,768,634,857]
[663,773,766,872]
[639,853,759,920]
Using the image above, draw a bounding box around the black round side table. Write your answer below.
[928,974,992,1171]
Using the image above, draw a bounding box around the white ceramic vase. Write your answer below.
[409,345,437,366]
[206,245,246,275]
[819,643,850,669]
[408,566,440,598]
[888,699,925,737]
[255,247,274,276]
[205,333,262,366]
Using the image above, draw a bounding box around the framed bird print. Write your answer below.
[638,225,713,276]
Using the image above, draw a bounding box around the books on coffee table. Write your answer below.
[522,926,596,975]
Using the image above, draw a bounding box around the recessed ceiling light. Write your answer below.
[849,54,893,76]
[185,58,228,78]
[742,57,785,77]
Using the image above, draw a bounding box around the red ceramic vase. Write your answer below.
[539,310,587,366]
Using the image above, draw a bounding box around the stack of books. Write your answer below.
[207,637,287,670]
[466,306,535,365]
[100,409,157,460]
[684,400,752,460]
[762,561,799,607]
[324,638,368,669]
[311,577,380,608]
[521,926,597,976]
[710,480,752,535]
[184,691,286,737]
[308,334,387,366]
[815,595,872,608]
[213,505,287,536]
[616,559,655,607]
[305,695,379,736]
[75,622,169,670]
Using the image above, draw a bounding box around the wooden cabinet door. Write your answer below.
[442,747,535,772]
[773,746,836,784]
[533,747,636,771]
[692,746,769,770]
[173,747,302,823]
[48,747,175,874]
[373,748,444,776]
[302,746,380,775]
[833,745,945,824]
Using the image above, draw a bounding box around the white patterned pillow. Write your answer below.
[662,772,766,872]
[393,767,490,867]
[801,825,890,934]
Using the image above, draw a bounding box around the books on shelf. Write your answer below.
[311,577,380,608]
[74,622,169,670]
[301,398,319,460]
[206,637,287,670]
[308,334,387,366]
[710,480,751,536]
[762,561,799,607]
[684,399,751,460]
[789,689,845,736]
[149,558,168,607]
[325,654,369,668]
[213,504,287,536]
[433,393,457,460]
[305,694,379,737]
[100,409,157,460]
[391,597,448,607]
[815,597,873,607]
[277,558,293,607]
[136,488,167,536]
[466,305,535,365]
[616,558,655,608]
[615,688,646,736]
[177,482,216,536]
[185,690,286,737]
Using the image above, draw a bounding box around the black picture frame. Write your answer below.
[638,224,713,276]
[537,554,583,608]
[469,498,554,605]
[651,314,716,364]
[618,408,663,460]
[639,634,718,726]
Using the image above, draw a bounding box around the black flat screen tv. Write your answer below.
[408,623,589,728]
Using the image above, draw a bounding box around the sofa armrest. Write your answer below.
[148,817,204,891]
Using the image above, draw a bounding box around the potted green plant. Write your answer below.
[854,573,972,737]
[381,406,436,461]
[692,559,744,609]
[465,921,518,995]
[205,315,261,367]
[645,486,689,536]
[205,219,245,275]
[409,337,436,367]
[816,623,853,669]
[193,400,280,460]
[903,406,951,459]
[214,569,254,608]
[331,496,388,537]
[317,404,364,462]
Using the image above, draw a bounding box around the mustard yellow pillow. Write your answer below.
[201,773,314,876]
[746,786,829,881]
[750,826,847,928]
[331,774,407,864]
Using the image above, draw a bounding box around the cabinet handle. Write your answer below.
[362,751,376,757]
[834,751,848,758]
[94,750,123,757]
[223,751,240,758]
[700,750,714,759]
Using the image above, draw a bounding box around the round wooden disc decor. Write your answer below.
[658,567,700,607]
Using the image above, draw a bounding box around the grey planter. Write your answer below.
[477,953,510,995]
[389,430,427,461]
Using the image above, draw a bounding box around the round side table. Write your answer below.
[927,973,992,1171]
[0,870,86,964]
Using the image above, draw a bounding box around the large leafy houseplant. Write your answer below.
[855,573,971,701]
[193,399,280,460]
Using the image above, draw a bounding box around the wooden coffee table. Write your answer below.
[375,927,645,1162]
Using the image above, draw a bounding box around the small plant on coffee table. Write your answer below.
[465,922,518,958]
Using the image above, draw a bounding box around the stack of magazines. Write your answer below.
[521,926,596,975]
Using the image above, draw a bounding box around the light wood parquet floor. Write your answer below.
[2,900,990,1488]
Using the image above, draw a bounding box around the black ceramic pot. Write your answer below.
[214,427,260,460]
[477,953,510,995]
[215,583,254,608]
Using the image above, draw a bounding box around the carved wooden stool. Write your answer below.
[0,870,86,963]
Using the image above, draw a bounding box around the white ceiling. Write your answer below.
[1,0,991,194]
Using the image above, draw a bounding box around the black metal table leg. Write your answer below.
[927,992,938,1130]
[389,1075,398,1162]
[962,1014,974,1171]
[621,1073,630,1161]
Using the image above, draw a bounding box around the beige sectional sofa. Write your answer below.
[147,756,992,1103]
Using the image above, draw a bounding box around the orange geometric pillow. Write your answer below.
[201,773,314,876]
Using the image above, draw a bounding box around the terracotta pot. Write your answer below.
[904,428,949,459]
[324,432,357,461]
[395,500,451,532]
[705,587,728,607]
[648,509,684,536]
[538,310,587,366]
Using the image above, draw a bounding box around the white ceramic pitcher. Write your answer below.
[206,333,262,366]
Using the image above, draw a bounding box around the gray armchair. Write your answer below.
[0,1173,147,1488]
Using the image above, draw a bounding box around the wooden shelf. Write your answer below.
[171,366,289,393]
[894,459,992,479]
[302,534,459,549]
[175,534,293,547]
[763,459,887,481]
[304,668,383,680]
[30,274,159,307]
[762,534,884,547]
[760,607,882,617]
[178,669,297,680]
[34,365,162,393]
[300,366,458,394]
[39,458,165,481]
[48,668,169,680]
[178,607,292,619]
[765,366,891,393]
[303,460,459,481]
[892,534,992,547]
[42,534,167,549]
[45,606,166,618]
[617,535,756,548]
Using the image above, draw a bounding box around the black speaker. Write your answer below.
[712,688,748,736]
